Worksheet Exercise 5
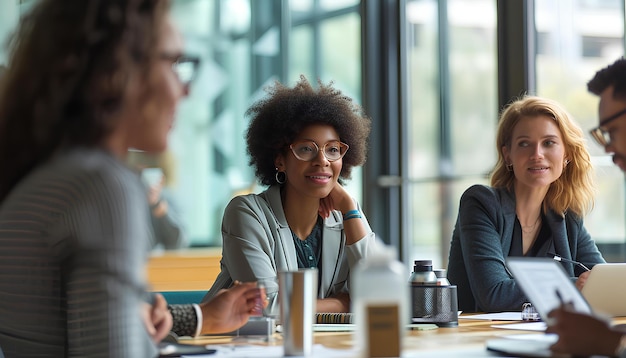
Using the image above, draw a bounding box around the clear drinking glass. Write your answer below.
[255,277,280,320]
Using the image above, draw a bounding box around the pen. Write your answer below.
[555,289,564,305]
[554,289,574,310]
[547,252,590,272]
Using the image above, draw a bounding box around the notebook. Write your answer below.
[581,263,626,317]
[316,312,353,324]
[485,257,593,357]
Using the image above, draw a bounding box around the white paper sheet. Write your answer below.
[458,312,523,321]
[314,323,355,332]
[185,343,519,358]
[313,323,439,332]
[490,322,547,331]
[183,344,358,357]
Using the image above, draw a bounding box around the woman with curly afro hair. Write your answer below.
[203,75,377,314]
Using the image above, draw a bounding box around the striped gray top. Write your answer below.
[0,149,157,357]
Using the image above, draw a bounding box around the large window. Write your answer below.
[535,0,625,260]
[404,0,498,268]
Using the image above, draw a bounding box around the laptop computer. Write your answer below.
[581,263,626,317]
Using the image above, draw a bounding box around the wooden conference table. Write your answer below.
[179,316,626,356]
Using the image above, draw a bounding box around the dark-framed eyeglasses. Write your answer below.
[289,140,349,162]
[160,54,200,86]
[589,107,626,147]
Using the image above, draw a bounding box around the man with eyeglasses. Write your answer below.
[546,58,626,358]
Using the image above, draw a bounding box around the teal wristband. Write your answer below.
[343,209,362,220]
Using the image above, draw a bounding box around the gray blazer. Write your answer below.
[447,185,605,313]
[0,149,156,357]
[202,185,376,314]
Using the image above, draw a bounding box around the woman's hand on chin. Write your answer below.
[318,182,355,218]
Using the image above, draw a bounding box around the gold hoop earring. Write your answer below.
[506,164,513,172]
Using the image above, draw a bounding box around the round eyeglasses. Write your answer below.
[289,140,349,162]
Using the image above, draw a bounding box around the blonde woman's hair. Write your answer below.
[491,96,595,217]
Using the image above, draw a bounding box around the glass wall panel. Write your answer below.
[320,13,361,99]
[405,0,497,268]
[406,0,441,265]
[291,0,314,12]
[0,1,20,65]
[448,1,497,176]
[169,0,257,246]
[535,0,625,251]
[289,25,314,81]
[320,0,359,11]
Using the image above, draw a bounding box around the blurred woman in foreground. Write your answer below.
[0,0,261,356]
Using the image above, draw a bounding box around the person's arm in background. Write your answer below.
[547,306,626,357]
[66,167,157,357]
[148,182,187,250]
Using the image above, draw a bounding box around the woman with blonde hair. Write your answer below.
[447,95,605,312]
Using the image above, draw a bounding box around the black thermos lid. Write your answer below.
[413,259,433,272]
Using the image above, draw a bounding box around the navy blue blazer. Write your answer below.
[447,185,605,312]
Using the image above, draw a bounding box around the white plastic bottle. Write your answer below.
[351,244,409,358]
